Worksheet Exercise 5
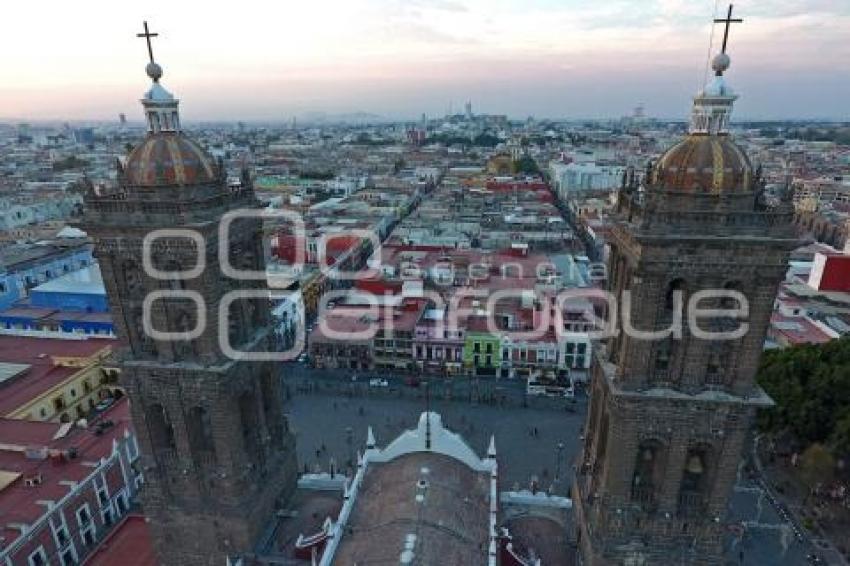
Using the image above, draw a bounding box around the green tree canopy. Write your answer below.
[757,336,850,457]
[513,155,539,175]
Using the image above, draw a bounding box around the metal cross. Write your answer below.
[137,21,159,64]
[714,4,743,55]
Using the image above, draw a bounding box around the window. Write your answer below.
[28,547,48,566]
[52,518,70,547]
[82,526,96,546]
[94,476,109,507]
[145,403,176,450]
[60,546,78,566]
[77,504,92,526]
[115,492,129,515]
[186,406,215,461]
[102,506,114,526]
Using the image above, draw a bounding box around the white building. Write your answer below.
[549,161,624,200]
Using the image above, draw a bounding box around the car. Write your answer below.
[94,398,115,412]
[369,378,389,387]
[297,354,308,363]
[405,377,421,388]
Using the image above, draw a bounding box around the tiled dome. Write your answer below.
[653,134,753,193]
[124,132,218,187]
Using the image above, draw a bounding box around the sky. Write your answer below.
[3,0,849,122]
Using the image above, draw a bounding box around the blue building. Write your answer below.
[0,264,114,337]
[0,241,94,310]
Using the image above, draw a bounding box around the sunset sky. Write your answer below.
[3,0,849,121]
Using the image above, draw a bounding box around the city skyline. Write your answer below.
[3,0,849,122]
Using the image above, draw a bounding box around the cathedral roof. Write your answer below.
[124,132,218,187]
[654,134,753,194]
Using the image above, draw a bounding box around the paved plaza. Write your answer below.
[284,391,585,496]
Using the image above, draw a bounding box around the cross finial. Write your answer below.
[714,4,743,55]
[137,21,159,65]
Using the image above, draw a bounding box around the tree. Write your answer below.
[471,133,499,147]
[799,443,835,491]
[757,336,850,457]
[514,155,539,175]
[829,409,850,457]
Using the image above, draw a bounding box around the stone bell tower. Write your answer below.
[81,23,297,565]
[573,8,799,564]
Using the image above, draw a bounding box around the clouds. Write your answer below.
[1,0,848,120]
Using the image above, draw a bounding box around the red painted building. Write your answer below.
[0,398,143,566]
[808,252,850,292]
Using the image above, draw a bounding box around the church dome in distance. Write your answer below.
[124,132,218,187]
[653,134,753,194]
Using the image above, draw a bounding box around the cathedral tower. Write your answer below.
[573,10,799,565]
[81,25,297,565]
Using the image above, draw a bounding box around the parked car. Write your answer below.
[369,378,389,387]
[405,376,421,388]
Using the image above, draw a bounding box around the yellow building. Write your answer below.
[486,153,516,176]
[0,336,121,423]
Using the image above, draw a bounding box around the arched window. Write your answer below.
[146,403,175,451]
[239,391,260,458]
[120,260,143,298]
[678,446,711,517]
[150,112,161,132]
[186,406,215,459]
[631,440,666,509]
